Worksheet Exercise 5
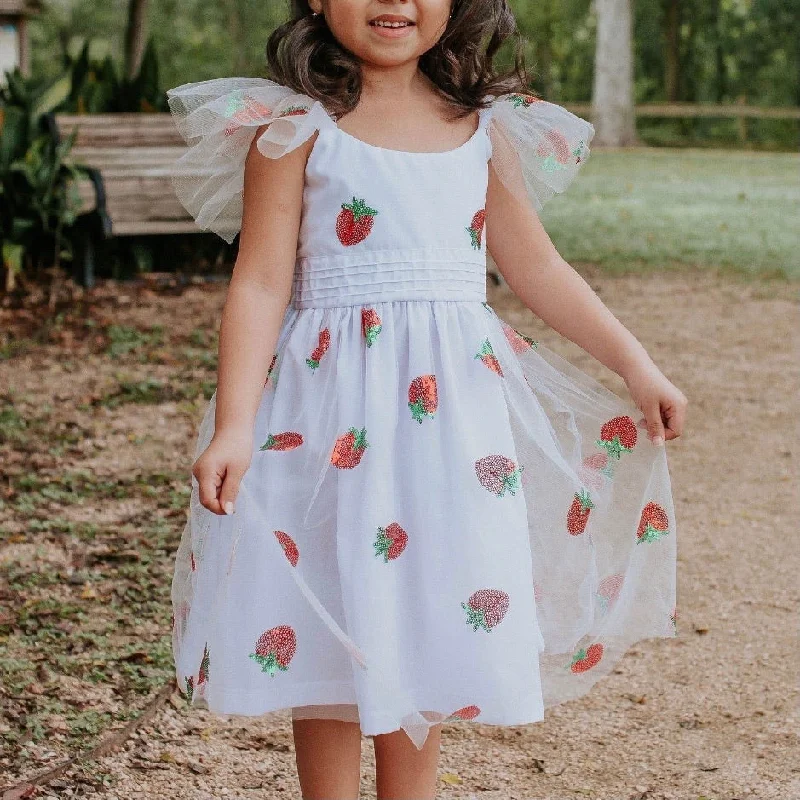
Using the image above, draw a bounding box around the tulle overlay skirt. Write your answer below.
[172,299,677,750]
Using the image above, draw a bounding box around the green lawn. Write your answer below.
[541,148,800,279]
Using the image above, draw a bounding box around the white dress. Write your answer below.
[166,78,678,751]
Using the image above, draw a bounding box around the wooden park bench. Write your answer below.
[46,111,503,289]
[45,112,234,287]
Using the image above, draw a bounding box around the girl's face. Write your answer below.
[310,1,452,67]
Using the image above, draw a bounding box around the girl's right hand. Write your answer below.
[192,428,253,515]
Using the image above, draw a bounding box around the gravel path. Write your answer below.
[8,270,798,800]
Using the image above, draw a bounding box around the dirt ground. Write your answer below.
[2,268,798,800]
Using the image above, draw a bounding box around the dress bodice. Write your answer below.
[166,76,596,305]
[291,107,493,309]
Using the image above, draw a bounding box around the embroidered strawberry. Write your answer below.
[336,197,378,246]
[596,574,624,613]
[184,675,194,701]
[466,208,486,250]
[596,415,638,460]
[462,588,509,632]
[373,522,408,562]
[444,705,481,722]
[505,93,542,109]
[408,375,438,423]
[636,501,670,543]
[277,104,311,118]
[306,328,330,370]
[223,91,274,136]
[198,643,210,686]
[573,140,588,164]
[536,128,573,171]
[569,642,604,673]
[361,308,382,347]
[274,530,299,567]
[578,452,612,490]
[249,625,297,676]
[260,431,303,451]
[331,427,369,469]
[475,338,503,376]
[264,353,278,388]
[502,322,538,352]
[567,488,594,535]
[475,454,523,497]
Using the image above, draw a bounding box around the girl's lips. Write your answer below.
[368,21,416,39]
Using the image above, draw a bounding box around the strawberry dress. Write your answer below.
[166,77,678,750]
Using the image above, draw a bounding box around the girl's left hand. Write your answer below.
[623,360,688,446]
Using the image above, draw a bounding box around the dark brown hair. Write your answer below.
[265,0,535,121]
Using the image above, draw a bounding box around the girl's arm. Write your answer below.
[485,160,687,445]
[194,127,314,515]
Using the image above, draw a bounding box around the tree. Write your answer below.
[592,0,637,146]
[124,0,150,81]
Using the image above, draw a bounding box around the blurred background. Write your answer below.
[0,2,798,798]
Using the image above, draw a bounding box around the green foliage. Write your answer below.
[64,38,167,113]
[0,70,84,292]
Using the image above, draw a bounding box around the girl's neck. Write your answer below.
[359,60,429,103]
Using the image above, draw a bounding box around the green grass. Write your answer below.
[541,148,800,278]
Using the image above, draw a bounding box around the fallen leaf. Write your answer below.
[440,772,462,785]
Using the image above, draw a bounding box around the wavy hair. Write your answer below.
[265,0,535,120]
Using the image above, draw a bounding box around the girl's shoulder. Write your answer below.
[482,92,596,213]
[166,76,332,243]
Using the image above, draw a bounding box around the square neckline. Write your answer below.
[321,105,489,157]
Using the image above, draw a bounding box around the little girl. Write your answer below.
[166,1,687,798]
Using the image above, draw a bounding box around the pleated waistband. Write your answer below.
[291,247,487,308]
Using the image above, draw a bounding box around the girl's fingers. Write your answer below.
[219,463,249,515]
[663,394,688,440]
[645,401,666,446]
[196,464,225,515]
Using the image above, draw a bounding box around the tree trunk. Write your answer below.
[664,0,681,101]
[124,0,150,81]
[592,0,638,146]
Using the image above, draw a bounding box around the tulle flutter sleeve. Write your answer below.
[166,77,329,243]
[486,92,595,213]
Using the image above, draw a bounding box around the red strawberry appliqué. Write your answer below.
[274,530,299,567]
[373,522,408,562]
[361,308,382,347]
[475,454,523,497]
[223,91,275,136]
[475,338,503,376]
[567,488,594,535]
[336,197,378,246]
[260,431,303,451]
[264,353,278,388]
[408,375,438,423]
[198,643,210,686]
[569,642,604,673]
[249,625,297,676]
[502,322,538,353]
[596,416,638,460]
[331,427,369,469]
[466,208,486,250]
[444,705,481,722]
[505,93,542,109]
[462,588,509,632]
[596,573,624,612]
[636,501,670,543]
[306,328,330,370]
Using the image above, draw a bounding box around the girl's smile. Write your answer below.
[368,13,417,38]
